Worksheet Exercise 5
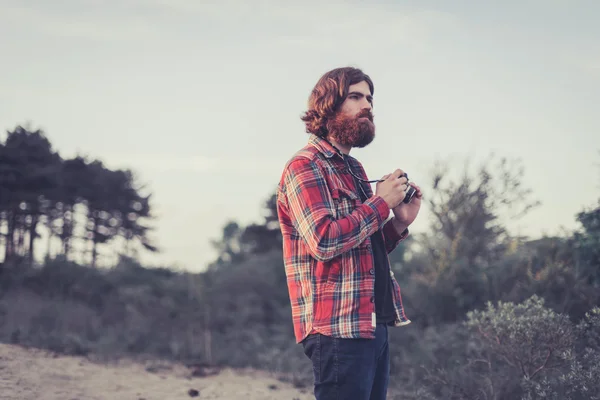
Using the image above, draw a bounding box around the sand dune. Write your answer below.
[0,343,313,400]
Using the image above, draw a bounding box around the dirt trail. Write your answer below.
[0,343,313,400]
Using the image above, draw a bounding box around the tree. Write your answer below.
[0,126,60,265]
[79,160,157,267]
[209,193,282,269]
[399,155,540,325]
[425,154,539,268]
[53,156,90,259]
[112,169,157,257]
[573,202,600,287]
[0,124,157,267]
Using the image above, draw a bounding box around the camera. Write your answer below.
[401,173,416,204]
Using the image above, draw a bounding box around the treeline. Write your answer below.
[1,123,599,399]
[0,125,156,267]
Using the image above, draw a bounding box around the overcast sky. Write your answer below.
[1,0,599,271]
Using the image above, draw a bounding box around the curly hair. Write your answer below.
[300,67,374,138]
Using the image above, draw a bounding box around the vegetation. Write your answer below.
[1,124,599,399]
[0,125,157,268]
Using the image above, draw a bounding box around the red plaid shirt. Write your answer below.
[277,134,411,343]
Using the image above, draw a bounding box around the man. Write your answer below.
[276,66,423,399]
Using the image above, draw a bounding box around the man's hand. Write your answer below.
[391,182,423,233]
[375,169,409,208]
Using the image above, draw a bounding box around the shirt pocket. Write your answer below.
[331,187,359,219]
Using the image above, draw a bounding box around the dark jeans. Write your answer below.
[301,323,390,400]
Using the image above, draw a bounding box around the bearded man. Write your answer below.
[276,67,423,400]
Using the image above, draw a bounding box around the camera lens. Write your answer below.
[403,186,416,204]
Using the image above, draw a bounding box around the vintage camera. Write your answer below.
[401,173,416,204]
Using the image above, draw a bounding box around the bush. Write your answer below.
[411,296,600,400]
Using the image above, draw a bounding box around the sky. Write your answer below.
[1,0,599,272]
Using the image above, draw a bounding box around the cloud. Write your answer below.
[100,153,220,173]
[99,152,280,175]
[258,3,461,52]
[583,58,600,75]
[97,151,286,178]
[0,0,460,50]
[0,2,162,42]
[123,0,250,15]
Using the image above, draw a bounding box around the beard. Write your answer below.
[326,108,375,148]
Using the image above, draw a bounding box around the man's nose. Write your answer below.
[362,100,372,110]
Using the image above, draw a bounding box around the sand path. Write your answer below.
[0,343,313,400]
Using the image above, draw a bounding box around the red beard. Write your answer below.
[326,108,375,148]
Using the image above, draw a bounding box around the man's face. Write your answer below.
[326,81,375,148]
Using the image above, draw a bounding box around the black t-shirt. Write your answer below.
[351,174,396,325]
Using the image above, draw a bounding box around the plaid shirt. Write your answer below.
[277,134,411,343]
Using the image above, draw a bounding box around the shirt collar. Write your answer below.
[308,134,344,160]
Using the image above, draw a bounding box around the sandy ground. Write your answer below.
[0,343,314,400]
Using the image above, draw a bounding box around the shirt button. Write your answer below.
[366,244,372,251]
[369,268,375,275]
[370,296,375,303]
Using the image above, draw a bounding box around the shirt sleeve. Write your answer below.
[382,219,409,253]
[283,157,390,261]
